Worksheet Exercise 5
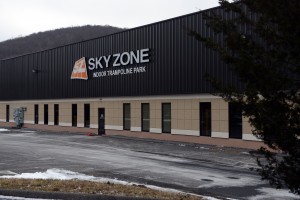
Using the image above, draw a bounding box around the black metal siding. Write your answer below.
[0,6,241,101]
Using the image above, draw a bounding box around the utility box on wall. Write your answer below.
[13,107,26,128]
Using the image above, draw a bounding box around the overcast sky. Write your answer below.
[0,0,219,42]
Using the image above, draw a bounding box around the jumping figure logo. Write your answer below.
[71,57,88,80]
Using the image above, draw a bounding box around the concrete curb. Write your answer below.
[0,189,158,200]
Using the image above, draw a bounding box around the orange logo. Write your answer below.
[71,57,88,80]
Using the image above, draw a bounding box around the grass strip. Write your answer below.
[0,179,203,200]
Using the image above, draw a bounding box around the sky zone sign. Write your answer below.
[71,48,150,80]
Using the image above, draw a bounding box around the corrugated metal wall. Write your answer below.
[0,6,242,101]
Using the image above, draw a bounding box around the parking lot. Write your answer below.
[0,128,298,200]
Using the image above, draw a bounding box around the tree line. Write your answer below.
[0,25,125,60]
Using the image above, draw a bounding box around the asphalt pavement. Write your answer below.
[0,128,298,200]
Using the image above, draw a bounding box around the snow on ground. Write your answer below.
[0,171,17,175]
[248,187,299,200]
[0,128,9,132]
[0,195,53,200]
[18,131,36,133]
[0,169,95,182]
[0,168,222,200]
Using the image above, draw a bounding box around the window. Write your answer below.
[44,104,48,125]
[72,104,77,127]
[162,103,171,133]
[34,104,39,124]
[54,104,59,125]
[141,103,150,132]
[200,102,211,136]
[6,105,9,122]
[229,102,243,139]
[84,104,90,128]
[123,103,131,130]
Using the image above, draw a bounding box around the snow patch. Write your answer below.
[20,131,36,133]
[248,187,299,200]
[0,169,220,200]
[0,128,9,132]
[0,169,94,181]
[200,146,210,150]
[241,152,250,155]
[0,170,17,175]
[202,196,223,200]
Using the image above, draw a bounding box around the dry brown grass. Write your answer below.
[0,178,204,200]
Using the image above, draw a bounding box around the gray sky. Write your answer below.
[0,0,219,42]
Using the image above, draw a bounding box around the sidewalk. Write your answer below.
[0,122,265,150]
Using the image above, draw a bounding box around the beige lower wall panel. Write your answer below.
[184,119,192,130]
[177,110,184,120]
[184,99,192,110]
[113,117,122,126]
[212,120,220,132]
[243,121,253,134]
[1,96,257,141]
[184,110,192,120]
[106,125,123,130]
[191,119,199,130]
[131,126,141,132]
[177,100,184,110]
[177,119,184,130]
[59,122,72,127]
[219,120,228,133]
[219,109,228,121]
[191,109,199,120]
[211,99,220,110]
[172,129,199,136]
[172,110,178,120]
[211,110,220,121]
[212,131,229,138]
[243,133,261,141]
[91,116,97,125]
[150,128,161,133]
[90,124,97,129]
[131,117,139,127]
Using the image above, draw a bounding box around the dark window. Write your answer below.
[162,103,171,133]
[72,104,77,127]
[200,102,211,136]
[141,103,150,132]
[44,104,48,125]
[54,104,59,125]
[34,104,39,124]
[229,102,243,139]
[6,105,9,122]
[84,104,90,128]
[123,103,131,130]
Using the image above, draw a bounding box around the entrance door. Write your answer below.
[98,108,105,135]
[44,104,48,125]
[54,104,59,125]
[200,102,211,136]
[34,104,39,124]
[6,105,9,122]
[229,103,243,139]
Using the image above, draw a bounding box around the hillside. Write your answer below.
[0,25,126,60]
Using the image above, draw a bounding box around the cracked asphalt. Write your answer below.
[0,128,298,200]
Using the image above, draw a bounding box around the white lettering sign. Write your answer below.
[88,48,150,70]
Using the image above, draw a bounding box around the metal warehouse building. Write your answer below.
[0,5,259,143]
